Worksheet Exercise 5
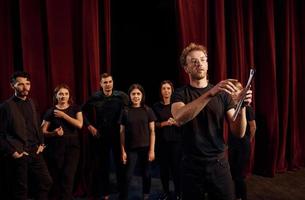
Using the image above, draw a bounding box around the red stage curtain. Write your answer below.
[177,0,305,177]
[0,0,109,195]
[0,0,105,110]
[0,0,14,101]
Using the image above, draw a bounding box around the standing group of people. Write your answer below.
[0,42,255,200]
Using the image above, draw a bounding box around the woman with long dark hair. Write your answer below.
[153,80,182,200]
[119,83,156,200]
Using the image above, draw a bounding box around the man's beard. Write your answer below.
[191,72,206,80]
[16,90,29,98]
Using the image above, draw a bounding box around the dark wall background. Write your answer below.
[111,0,179,105]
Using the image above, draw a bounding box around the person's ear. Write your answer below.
[184,65,190,73]
[10,82,15,89]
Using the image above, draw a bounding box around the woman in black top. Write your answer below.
[41,84,83,200]
[229,81,256,200]
[153,80,182,200]
[119,83,156,200]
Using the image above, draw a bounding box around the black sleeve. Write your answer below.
[171,87,185,104]
[43,108,54,122]
[0,104,15,156]
[118,108,127,125]
[152,103,161,122]
[81,98,95,127]
[246,106,255,121]
[72,104,82,114]
[222,92,235,111]
[147,107,157,122]
[121,92,129,106]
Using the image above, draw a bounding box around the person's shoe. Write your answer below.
[102,195,110,200]
[143,193,150,200]
[157,192,169,200]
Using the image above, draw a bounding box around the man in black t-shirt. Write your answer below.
[0,71,52,199]
[171,43,253,200]
[82,73,128,200]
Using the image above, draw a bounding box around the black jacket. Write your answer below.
[0,96,43,156]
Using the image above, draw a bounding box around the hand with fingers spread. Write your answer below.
[209,79,239,97]
[231,81,253,107]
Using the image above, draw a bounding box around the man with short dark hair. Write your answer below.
[0,71,52,199]
[82,73,128,200]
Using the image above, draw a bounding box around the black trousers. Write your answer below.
[0,156,9,199]
[89,134,124,197]
[182,154,235,200]
[159,140,182,195]
[7,153,52,200]
[46,138,80,200]
[120,147,151,200]
[229,136,251,200]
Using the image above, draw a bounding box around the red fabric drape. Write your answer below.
[177,0,208,84]
[177,0,305,177]
[0,0,106,109]
[0,0,110,195]
[19,0,50,112]
[81,0,101,101]
[0,0,14,101]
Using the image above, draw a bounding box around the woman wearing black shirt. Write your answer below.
[153,80,182,200]
[119,84,156,200]
[41,84,83,200]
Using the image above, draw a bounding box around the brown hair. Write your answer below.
[53,84,73,105]
[100,73,112,80]
[180,42,208,67]
[159,80,174,100]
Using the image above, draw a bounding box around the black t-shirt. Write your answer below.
[82,90,128,132]
[171,84,235,158]
[43,104,81,136]
[119,106,156,149]
[246,106,255,135]
[152,102,181,142]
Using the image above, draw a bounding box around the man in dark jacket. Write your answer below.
[0,71,52,200]
[82,73,128,200]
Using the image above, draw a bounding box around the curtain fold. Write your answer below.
[0,0,14,101]
[81,0,101,101]
[0,0,106,108]
[19,0,50,113]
